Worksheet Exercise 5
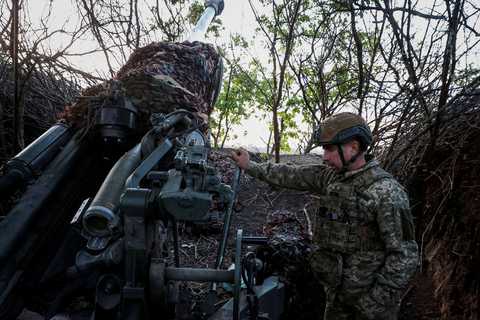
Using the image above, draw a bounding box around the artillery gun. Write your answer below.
[0,1,285,319]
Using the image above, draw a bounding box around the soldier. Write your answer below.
[231,112,419,320]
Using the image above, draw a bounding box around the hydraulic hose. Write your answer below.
[82,143,142,237]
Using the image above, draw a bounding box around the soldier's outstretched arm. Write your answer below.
[356,179,419,317]
[247,160,337,193]
[231,148,337,193]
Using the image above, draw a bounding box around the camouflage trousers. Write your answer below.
[322,289,399,320]
[309,250,400,320]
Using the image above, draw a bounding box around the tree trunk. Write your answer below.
[12,0,24,152]
[272,104,280,162]
[220,122,230,149]
[212,112,223,148]
[271,0,302,163]
[266,129,273,156]
[0,100,8,159]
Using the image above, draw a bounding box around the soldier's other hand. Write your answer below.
[230,148,250,170]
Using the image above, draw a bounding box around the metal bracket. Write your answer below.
[125,139,173,188]
[233,229,243,320]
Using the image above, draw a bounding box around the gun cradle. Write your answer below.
[77,116,284,319]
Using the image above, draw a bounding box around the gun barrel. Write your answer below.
[186,0,224,42]
[186,7,216,42]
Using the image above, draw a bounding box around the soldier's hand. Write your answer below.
[230,148,250,170]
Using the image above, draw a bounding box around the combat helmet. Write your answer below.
[316,112,372,150]
[316,112,372,171]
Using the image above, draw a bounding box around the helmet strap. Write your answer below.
[337,144,348,173]
[337,144,362,173]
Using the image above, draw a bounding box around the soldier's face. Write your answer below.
[322,142,357,171]
[322,145,343,170]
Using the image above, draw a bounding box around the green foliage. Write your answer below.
[277,104,301,153]
[231,34,249,49]
[209,65,257,148]
[259,152,271,161]
[208,0,480,156]
[187,2,204,25]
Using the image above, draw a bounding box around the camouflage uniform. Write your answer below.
[246,158,419,320]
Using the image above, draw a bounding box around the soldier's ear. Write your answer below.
[348,139,361,154]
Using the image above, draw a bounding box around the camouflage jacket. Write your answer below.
[246,159,419,317]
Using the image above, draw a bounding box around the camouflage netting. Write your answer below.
[386,88,480,320]
[61,41,222,133]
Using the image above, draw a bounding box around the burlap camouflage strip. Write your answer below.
[117,41,221,116]
[61,41,221,133]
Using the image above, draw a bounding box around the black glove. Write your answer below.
[205,0,224,16]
